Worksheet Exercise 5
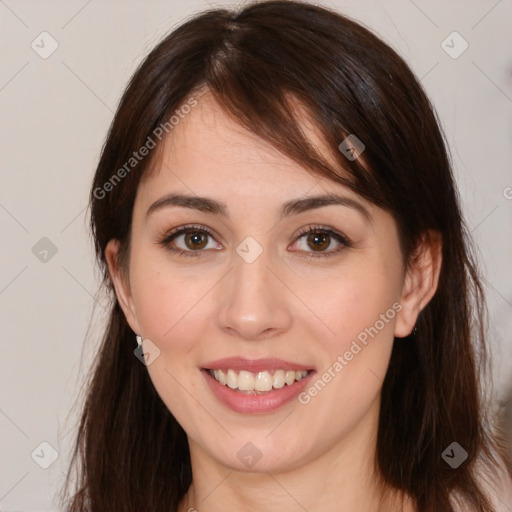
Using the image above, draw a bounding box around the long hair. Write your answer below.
[60,2,508,510]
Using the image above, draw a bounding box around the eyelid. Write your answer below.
[294,223,351,245]
[160,223,216,243]
[158,223,351,257]
[290,224,351,257]
[157,224,220,257]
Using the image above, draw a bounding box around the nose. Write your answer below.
[216,249,293,341]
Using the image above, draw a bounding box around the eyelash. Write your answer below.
[157,223,351,259]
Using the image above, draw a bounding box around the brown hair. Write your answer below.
[60,1,508,510]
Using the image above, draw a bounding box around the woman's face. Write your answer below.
[108,93,423,474]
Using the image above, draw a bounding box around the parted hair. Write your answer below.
[61,2,508,511]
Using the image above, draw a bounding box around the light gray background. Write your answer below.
[1,0,511,510]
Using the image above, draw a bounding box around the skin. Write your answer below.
[106,91,442,512]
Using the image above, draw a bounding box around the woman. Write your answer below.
[60,1,512,511]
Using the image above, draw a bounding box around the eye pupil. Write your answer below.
[308,232,330,251]
[185,231,208,250]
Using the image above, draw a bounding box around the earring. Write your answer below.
[136,335,143,347]
[412,326,417,336]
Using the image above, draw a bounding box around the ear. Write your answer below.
[394,230,443,338]
[105,239,142,335]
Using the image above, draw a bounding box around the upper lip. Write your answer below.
[202,357,313,372]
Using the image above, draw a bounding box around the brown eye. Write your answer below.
[306,232,331,251]
[292,225,350,257]
[160,225,219,255]
[184,231,208,250]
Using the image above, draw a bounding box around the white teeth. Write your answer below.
[238,370,254,391]
[226,369,238,389]
[285,370,296,385]
[272,370,286,389]
[210,368,309,392]
[255,371,273,392]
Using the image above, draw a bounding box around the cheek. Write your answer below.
[308,287,398,396]
[129,246,215,344]
[294,276,399,445]
[290,250,402,419]
[128,253,212,426]
[292,253,402,349]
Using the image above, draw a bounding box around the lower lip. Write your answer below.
[202,369,314,414]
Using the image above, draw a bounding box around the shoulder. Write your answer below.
[451,449,512,512]
[480,460,512,512]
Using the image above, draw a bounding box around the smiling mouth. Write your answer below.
[206,368,311,394]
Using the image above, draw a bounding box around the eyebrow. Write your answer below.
[146,192,372,222]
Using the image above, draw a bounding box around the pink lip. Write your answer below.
[202,357,313,373]
[201,359,315,414]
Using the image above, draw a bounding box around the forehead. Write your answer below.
[138,91,366,209]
